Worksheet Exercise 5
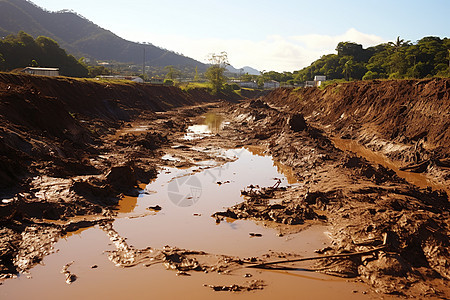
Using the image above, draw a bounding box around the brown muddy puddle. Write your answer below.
[332,137,449,195]
[0,149,379,299]
[184,112,227,140]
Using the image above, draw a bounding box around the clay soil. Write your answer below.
[0,73,449,299]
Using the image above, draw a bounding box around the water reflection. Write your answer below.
[117,183,149,214]
[246,145,298,185]
[117,195,138,214]
[184,113,225,140]
[332,137,449,195]
[203,112,224,133]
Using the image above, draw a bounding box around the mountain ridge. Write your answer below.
[0,0,207,69]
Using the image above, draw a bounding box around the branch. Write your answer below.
[246,245,386,269]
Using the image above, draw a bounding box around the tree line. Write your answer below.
[0,31,88,77]
[256,36,450,84]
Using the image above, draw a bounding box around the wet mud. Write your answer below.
[1,75,449,299]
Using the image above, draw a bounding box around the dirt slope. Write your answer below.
[264,79,450,157]
[0,72,220,192]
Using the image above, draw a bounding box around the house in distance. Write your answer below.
[22,67,60,77]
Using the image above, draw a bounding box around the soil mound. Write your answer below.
[263,79,450,187]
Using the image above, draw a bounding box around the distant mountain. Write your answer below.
[241,66,260,75]
[226,65,260,76]
[0,0,207,69]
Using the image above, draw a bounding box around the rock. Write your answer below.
[106,164,138,191]
[288,113,307,132]
[147,205,162,211]
[249,233,262,237]
[249,99,269,109]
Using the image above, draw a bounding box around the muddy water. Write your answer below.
[0,150,378,299]
[184,112,226,140]
[332,137,449,195]
[1,118,393,300]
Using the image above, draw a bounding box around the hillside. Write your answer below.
[0,0,207,69]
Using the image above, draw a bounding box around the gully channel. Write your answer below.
[0,114,392,299]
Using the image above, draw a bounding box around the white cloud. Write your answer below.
[117,28,386,72]
[291,28,386,51]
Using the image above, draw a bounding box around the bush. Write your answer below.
[230,83,240,90]
[163,79,174,86]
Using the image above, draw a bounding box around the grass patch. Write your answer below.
[177,82,211,91]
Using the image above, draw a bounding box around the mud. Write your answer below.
[0,75,449,299]
[206,92,448,298]
[0,72,240,281]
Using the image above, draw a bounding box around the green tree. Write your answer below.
[342,59,355,80]
[88,65,110,77]
[194,66,200,81]
[164,65,176,80]
[205,51,229,94]
[0,32,88,77]
[388,36,411,52]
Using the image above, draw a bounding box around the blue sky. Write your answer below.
[31,0,450,71]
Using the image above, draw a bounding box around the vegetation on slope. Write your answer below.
[0,31,88,77]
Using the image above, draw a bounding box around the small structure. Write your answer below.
[22,67,59,77]
[314,75,326,87]
[264,80,280,89]
[237,81,258,89]
[98,75,144,83]
[305,81,315,87]
[150,78,164,84]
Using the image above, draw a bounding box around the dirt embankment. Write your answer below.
[263,79,450,185]
[208,95,449,298]
[0,72,219,192]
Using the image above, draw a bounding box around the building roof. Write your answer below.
[23,67,60,71]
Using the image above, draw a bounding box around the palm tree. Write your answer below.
[388,36,411,52]
[342,59,354,81]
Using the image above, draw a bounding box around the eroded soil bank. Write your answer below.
[0,75,449,299]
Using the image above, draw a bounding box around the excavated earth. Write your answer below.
[0,73,449,299]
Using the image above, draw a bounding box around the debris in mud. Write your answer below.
[204,280,265,292]
[249,233,262,237]
[241,185,286,199]
[61,261,77,284]
[213,185,319,225]
[216,180,231,185]
[147,205,162,211]
[248,99,270,109]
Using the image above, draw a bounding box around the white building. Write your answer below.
[305,81,315,87]
[237,81,258,89]
[99,75,144,83]
[22,67,59,77]
[264,80,280,89]
[314,75,327,87]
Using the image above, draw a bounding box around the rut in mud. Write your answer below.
[0,75,449,299]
